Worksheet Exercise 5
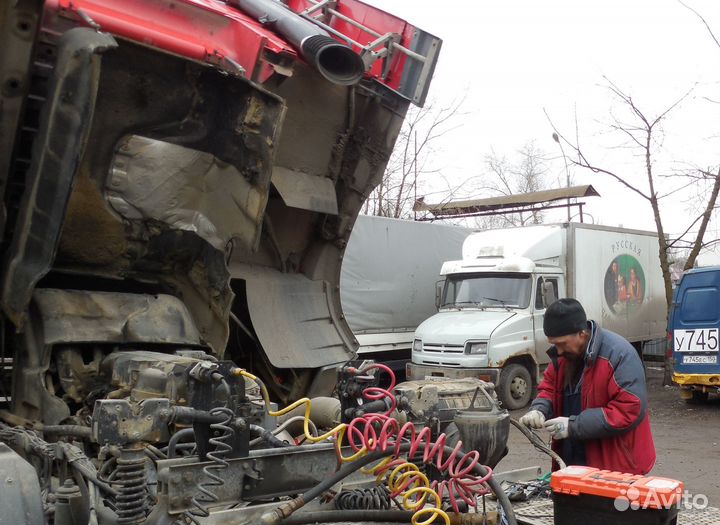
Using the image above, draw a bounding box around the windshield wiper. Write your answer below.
[444,299,517,309]
[481,296,514,310]
[445,301,484,308]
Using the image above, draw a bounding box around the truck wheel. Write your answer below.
[498,363,532,410]
[685,390,709,404]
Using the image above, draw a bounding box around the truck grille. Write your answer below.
[420,359,461,367]
[423,343,464,354]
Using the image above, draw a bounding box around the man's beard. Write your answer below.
[563,354,583,388]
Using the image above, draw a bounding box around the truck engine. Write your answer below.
[1,347,514,525]
[0,1,520,524]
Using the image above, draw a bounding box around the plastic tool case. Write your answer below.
[551,466,683,525]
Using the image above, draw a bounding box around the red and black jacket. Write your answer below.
[530,321,656,475]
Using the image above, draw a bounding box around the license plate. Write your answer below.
[683,355,718,364]
[674,328,720,352]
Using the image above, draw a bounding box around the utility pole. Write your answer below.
[552,132,571,222]
[413,131,418,221]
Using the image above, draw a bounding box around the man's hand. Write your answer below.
[544,417,570,439]
[519,410,546,429]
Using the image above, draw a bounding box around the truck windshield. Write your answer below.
[442,273,532,309]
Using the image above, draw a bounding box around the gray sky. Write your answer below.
[368,0,720,262]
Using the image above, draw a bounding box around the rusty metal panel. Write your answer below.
[108,135,266,251]
[0,29,117,328]
[32,289,202,346]
[271,166,338,215]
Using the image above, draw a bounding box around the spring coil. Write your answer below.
[334,485,393,510]
[179,407,235,525]
[115,446,147,525]
[347,414,493,514]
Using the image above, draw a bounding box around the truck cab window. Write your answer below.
[442,273,532,309]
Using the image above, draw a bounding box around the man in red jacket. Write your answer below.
[520,298,656,474]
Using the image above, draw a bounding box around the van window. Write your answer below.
[680,287,720,324]
[535,277,558,309]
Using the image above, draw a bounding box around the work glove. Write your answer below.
[519,409,546,429]
[544,416,570,440]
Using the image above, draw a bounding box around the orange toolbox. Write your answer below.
[551,466,683,524]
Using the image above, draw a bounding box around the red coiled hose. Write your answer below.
[346,365,493,512]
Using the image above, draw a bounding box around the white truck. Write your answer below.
[340,215,472,377]
[407,222,667,409]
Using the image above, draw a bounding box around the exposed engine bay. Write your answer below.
[2,332,514,525]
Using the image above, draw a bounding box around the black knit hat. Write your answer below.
[543,298,587,337]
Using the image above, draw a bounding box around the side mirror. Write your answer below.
[435,279,445,309]
[542,280,557,308]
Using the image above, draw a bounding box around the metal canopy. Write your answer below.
[414,185,601,218]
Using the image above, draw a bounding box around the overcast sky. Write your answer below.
[367,0,720,262]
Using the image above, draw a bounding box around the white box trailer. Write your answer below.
[407,222,667,408]
[340,215,471,375]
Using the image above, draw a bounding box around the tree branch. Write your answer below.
[684,167,720,269]
[678,0,720,50]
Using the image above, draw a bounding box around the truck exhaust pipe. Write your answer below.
[228,0,365,85]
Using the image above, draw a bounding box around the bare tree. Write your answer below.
[548,81,720,385]
[548,81,720,313]
[364,99,463,219]
[667,246,698,286]
[473,141,552,227]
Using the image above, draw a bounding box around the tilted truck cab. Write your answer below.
[0,0,441,405]
[408,223,667,409]
[0,1,443,523]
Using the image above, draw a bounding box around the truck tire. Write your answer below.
[685,390,709,404]
[498,363,532,410]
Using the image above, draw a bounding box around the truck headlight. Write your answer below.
[413,339,422,352]
[466,342,488,355]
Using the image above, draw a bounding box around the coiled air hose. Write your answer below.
[260,442,516,525]
[232,368,517,525]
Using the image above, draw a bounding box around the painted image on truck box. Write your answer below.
[604,255,646,314]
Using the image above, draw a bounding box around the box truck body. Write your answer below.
[407,222,666,408]
[340,216,472,374]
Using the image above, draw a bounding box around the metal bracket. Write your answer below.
[360,32,402,80]
[158,443,341,514]
[206,50,246,77]
[299,0,336,24]
[92,398,170,445]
